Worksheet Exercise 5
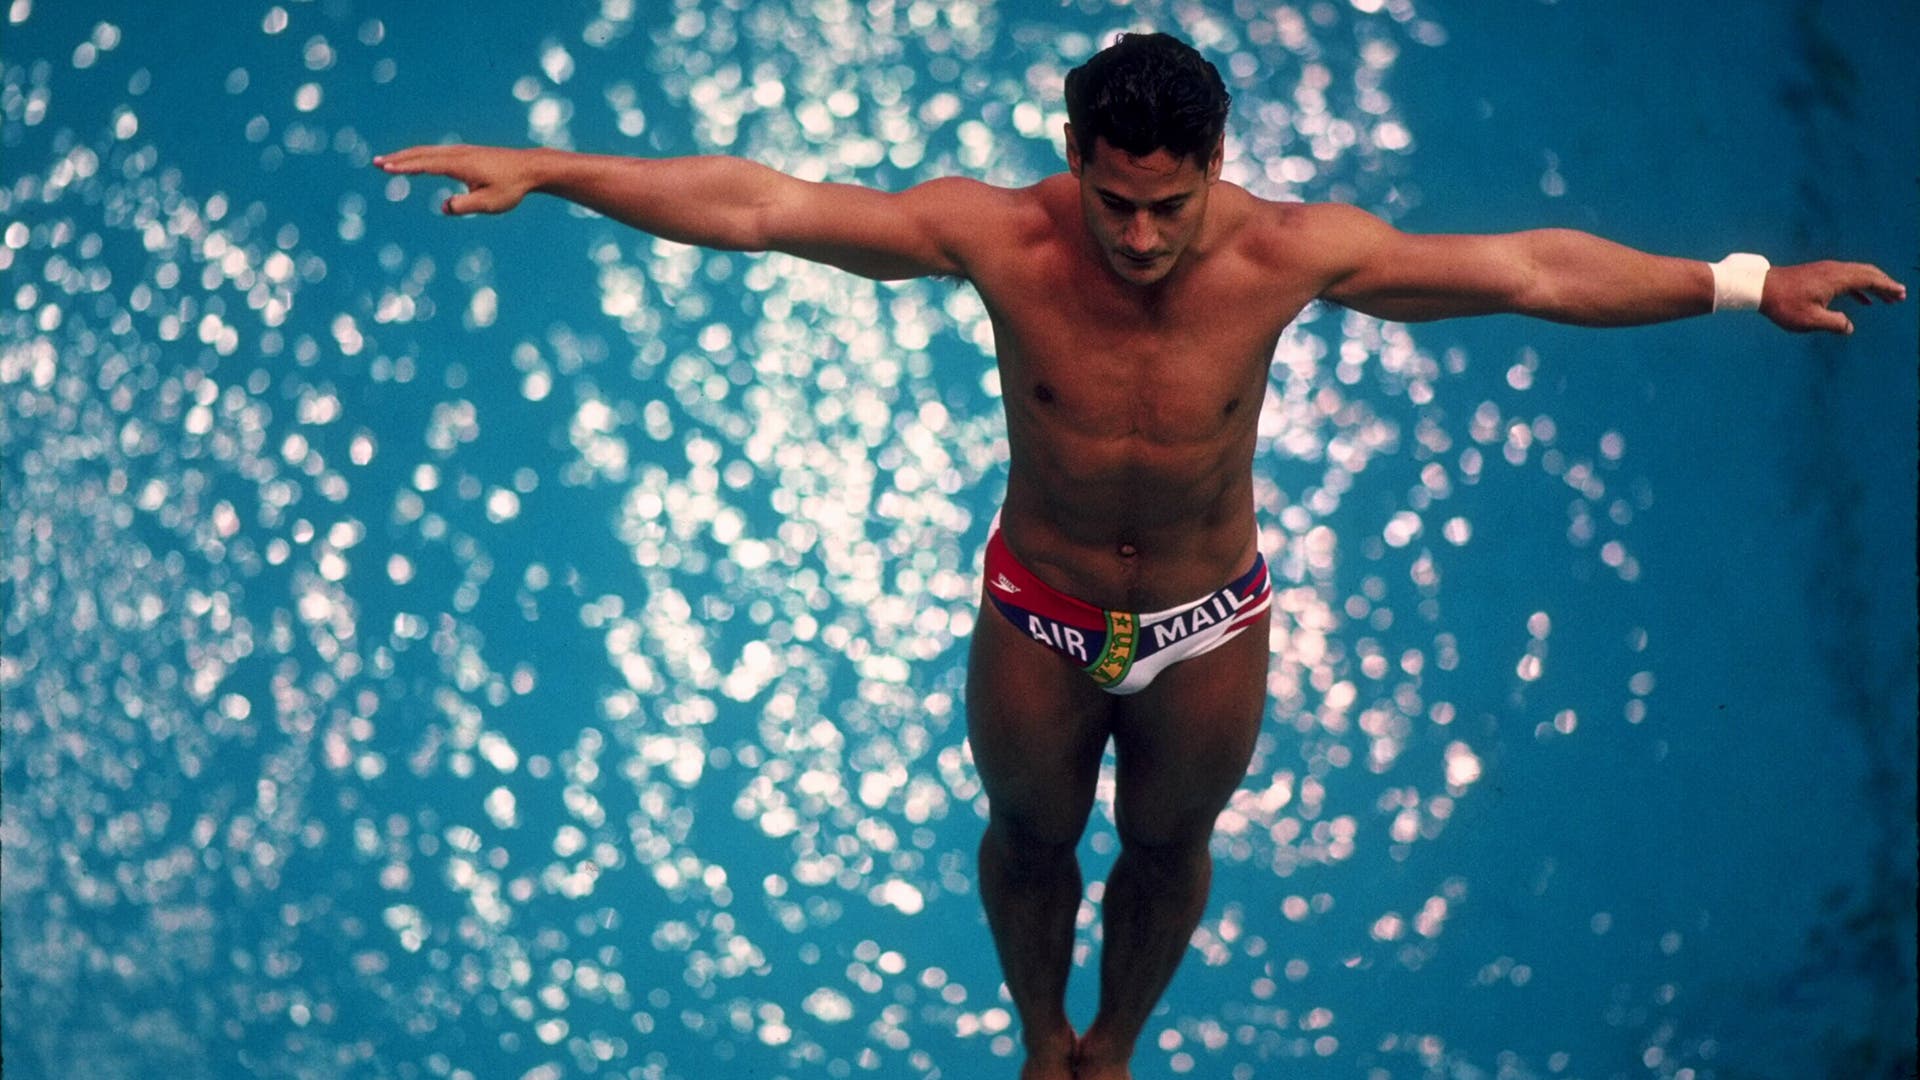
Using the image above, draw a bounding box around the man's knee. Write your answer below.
[1112,804,1218,864]
[983,810,1085,873]
[1112,827,1213,888]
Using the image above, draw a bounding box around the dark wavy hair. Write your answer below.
[1063,32,1231,166]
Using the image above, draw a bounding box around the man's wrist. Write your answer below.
[525,147,564,195]
[1710,253,1770,312]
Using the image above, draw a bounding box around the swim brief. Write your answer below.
[983,522,1272,695]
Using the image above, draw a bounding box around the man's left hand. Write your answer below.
[1761,260,1907,334]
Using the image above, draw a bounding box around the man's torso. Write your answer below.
[957,175,1330,610]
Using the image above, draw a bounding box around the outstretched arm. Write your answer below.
[374,144,985,280]
[1310,204,1906,334]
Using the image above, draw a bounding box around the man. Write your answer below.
[377,32,1904,1080]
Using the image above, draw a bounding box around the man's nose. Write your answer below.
[1122,212,1156,250]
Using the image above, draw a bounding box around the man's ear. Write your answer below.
[1206,135,1224,183]
[1064,122,1082,176]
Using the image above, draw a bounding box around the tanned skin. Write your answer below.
[375,126,1903,1079]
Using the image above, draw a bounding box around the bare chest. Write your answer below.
[980,273,1304,446]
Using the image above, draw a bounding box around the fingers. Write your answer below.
[372,145,504,216]
[1865,265,1906,301]
[1838,262,1907,304]
[1791,308,1853,335]
[442,190,485,216]
[375,146,473,214]
[372,144,466,174]
[443,191,499,216]
[1786,262,1906,334]
[371,148,421,173]
[1780,310,1862,334]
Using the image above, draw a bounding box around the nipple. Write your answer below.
[1117,543,1138,558]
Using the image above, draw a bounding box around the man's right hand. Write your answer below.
[374,145,544,216]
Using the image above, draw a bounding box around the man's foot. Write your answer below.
[1017,1025,1078,1080]
[1071,1031,1133,1080]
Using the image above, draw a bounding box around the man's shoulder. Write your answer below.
[1233,192,1375,238]
[917,173,1072,256]
[1230,194,1382,270]
[910,173,1060,213]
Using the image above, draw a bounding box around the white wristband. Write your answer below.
[1710,253,1770,312]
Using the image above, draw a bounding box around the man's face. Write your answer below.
[1066,129,1223,287]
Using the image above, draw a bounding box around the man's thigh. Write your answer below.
[965,599,1114,843]
[1110,608,1272,848]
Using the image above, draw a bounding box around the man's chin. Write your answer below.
[1112,255,1169,283]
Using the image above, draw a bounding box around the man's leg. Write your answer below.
[1074,611,1271,1080]
[967,603,1113,1080]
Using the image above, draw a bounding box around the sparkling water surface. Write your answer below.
[4,2,1914,1078]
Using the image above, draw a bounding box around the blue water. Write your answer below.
[4,2,1914,1078]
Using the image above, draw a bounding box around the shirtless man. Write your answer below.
[376,32,1905,1080]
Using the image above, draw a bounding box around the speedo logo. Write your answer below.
[991,573,1021,594]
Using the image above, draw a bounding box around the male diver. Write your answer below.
[377,32,1905,1080]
